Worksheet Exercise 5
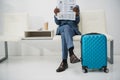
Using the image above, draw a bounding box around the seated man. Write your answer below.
[54,5,81,72]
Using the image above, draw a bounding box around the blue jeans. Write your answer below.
[59,25,76,59]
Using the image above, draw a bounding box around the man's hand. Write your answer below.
[54,7,60,16]
[73,7,79,16]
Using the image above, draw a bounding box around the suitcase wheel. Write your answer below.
[101,66,109,73]
[103,67,109,73]
[82,66,88,73]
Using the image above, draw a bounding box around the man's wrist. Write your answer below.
[76,12,79,16]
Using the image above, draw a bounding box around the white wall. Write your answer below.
[0,0,56,30]
[0,0,120,55]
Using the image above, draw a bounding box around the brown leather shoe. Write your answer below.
[56,62,68,72]
[70,54,80,63]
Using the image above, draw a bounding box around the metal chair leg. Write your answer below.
[108,40,114,64]
[0,41,8,63]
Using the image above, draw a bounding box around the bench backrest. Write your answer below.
[79,10,107,34]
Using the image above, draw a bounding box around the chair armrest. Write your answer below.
[103,33,114,64]
[103,33,113,41]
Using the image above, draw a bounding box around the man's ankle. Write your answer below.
[62,59,67,64]
[69,47,74,57]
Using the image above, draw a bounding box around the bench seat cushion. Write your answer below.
[53,34,113,41]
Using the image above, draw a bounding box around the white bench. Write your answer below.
[0,10,114,64]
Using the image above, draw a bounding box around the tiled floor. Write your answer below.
[0,55,120,80]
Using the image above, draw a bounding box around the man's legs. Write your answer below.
[56,26,69,72]
[56,25,80,72]
[61,26,75,59]
[63,25,80,63]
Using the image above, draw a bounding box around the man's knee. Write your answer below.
[63,25,71,32]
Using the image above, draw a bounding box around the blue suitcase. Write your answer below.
[81,33,109,73]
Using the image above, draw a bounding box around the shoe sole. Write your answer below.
[56,66,68,72]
